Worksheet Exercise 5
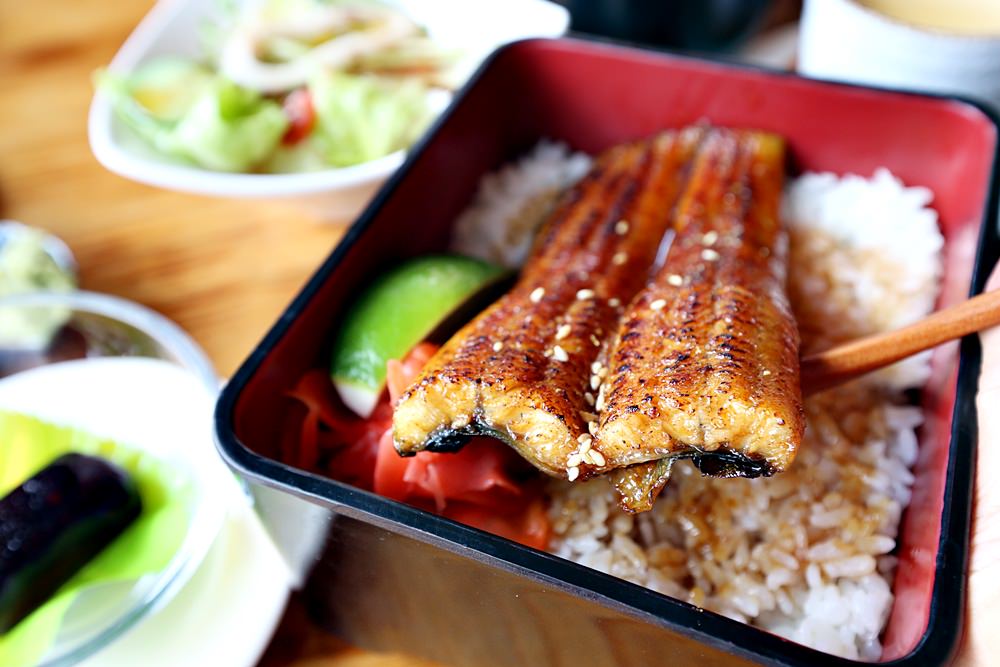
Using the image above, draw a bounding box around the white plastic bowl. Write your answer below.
[799,0,1000,111]
[88,0,569,216]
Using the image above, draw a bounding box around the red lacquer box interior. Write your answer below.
[216,38,1000,666]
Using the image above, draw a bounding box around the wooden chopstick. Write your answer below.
[800,288,1000,395]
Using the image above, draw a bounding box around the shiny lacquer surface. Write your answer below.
[217,38,1000,666]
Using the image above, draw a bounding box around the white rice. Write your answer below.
[782,169,944,390]
[450,141,592,268]
[453,146,944,662]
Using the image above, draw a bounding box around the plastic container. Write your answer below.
[214,38,1000,666]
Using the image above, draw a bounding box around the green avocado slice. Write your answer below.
[330,255,504,417]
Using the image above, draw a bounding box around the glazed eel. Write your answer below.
[393,127,803,514]
[598,129,804,512]
[392,128,706,477]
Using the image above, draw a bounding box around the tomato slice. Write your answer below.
[281,88,315,145]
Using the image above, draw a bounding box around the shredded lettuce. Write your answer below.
[197,0,243,62]
[306,71,431,168]
[264,136,330,174]
[98,58,288,172]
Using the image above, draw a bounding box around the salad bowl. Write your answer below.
[87,0,569,218]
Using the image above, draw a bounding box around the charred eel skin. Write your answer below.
[393,128,706,478]
[597,128,804,512]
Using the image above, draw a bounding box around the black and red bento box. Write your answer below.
[215,38,1000,666]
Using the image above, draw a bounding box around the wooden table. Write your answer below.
[1,1,435,665]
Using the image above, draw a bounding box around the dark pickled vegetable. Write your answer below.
[0,453,141,633]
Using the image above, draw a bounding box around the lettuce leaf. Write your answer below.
[0,412,195,667]
[98,58,288,172]
[306,71,431,168]
[263,135,330,174]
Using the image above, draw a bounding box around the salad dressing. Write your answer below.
[220,3,420,93]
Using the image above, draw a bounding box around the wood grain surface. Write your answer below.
[0,1,435,665]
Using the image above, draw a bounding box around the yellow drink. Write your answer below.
[859,0,1000,36]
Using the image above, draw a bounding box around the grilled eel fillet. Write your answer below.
[596,129,804,512]
[393,128,706,477]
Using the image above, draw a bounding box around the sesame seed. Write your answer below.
[530,287,545,303]
[552,345,569,362]
[492,341,503,352]
[650,299,667,311]
[590,334,601,347]
[567,453,583,467]
[595,392,606,412]
[591,361,603,374]
[543,349,553,358]
[590,374,601,390]
[577,433,592,445]
[589,449,607,466]
[588,421,598,436]
[667,274,683,287]
[567,466,580,482]
[609,297,621,308]
[701,248,720,261]
[612,251,628,266]
[614,220,630,235]
[555,324,572,340]
[584,391,595,405]
[762,369,772,376]
[702,230,718,246]
[576,288,595,300]
[579,437,592,453]
[580,410,598,422]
